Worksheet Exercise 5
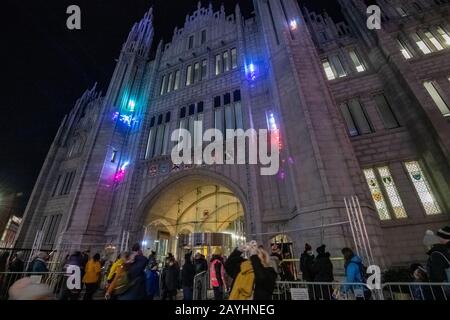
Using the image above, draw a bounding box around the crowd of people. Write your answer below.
[0,225,448,300]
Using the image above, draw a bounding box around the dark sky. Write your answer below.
[0,0,342,206]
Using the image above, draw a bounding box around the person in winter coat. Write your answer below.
[161,257,180,300]
[250,246,277,300]
[194,252,208,275]
[410,264,433,300]
[312,245,334,300]
[29,252,49,274]
[426,226,450,300]
[117,243,148,300]
[82,253,101,300]
[58,251,82,300]
[210,248,227,300]
[341,248,370,300]
[105,251,131,300]
[107,253,125,285]
[145,262,160,300]
[181,252,196,300]
[300,243,315,282]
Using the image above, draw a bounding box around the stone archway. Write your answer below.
[136,169,249,260]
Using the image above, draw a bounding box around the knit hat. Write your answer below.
[305,243,312,251]
[423,230,440,247]
[436,226,450,240]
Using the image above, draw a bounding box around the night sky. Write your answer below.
[0,0,341,208]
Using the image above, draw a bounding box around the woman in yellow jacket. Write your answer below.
[82,253,102,300]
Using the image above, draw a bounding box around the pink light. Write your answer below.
[290,20,298,31]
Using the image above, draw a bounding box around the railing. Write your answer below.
[193,271,208,301]
[272,281,375,301]
[382,282,450,301]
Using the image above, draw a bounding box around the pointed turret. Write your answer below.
[122,6,154,57]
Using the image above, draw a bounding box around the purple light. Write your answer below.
[112,112,119,121]
[114,161,130,182]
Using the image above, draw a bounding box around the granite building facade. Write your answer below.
[15,0,450,268]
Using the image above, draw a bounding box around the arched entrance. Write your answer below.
[140,172,247,262]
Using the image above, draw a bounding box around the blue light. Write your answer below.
[247,63,257,81]
[121,161,130,171]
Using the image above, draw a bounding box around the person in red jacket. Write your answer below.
[209,247,227,300]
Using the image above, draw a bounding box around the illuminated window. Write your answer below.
[194,62,200,83]
[423,81,450,116]
[412,33,432,54]
[424,31,444,51]
[329,55,347,78]
[174,70,180,90]
[160,75,167,95]
[363,169,391,220]
[398,39,413,59]
[405,161,442,215]
[215,54,222,75]
[231,48,238,69]
[322,59,336,80]
[223,51,230,72]
[377,167,407,218]
[186,65,193,86]
[348,49,366,72]
[436,26,450,46]
[167,73,174,93]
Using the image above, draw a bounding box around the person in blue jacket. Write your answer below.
[341,248,371,300]
[145,262,160,300]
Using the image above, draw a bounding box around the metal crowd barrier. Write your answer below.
[272,281,376,301]
[382,282,450,301]
[0,271,67,300]
[193,271,208,300]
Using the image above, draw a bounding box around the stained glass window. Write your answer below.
[363,169,391,220]
[405,161,442,215]
[377,167,407,218]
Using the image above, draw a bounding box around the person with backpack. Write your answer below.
[426,226,450,300]
[341,247,371,300]
[105,252,131,300]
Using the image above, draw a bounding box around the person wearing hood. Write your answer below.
[311,245,334,300]
[341,247,371,300]
[426,226,450,300]
[107,253,126,285]
[300,243,315,282]
[181,252,195,300]
[194,252,208,275]
[210,247,227,300]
